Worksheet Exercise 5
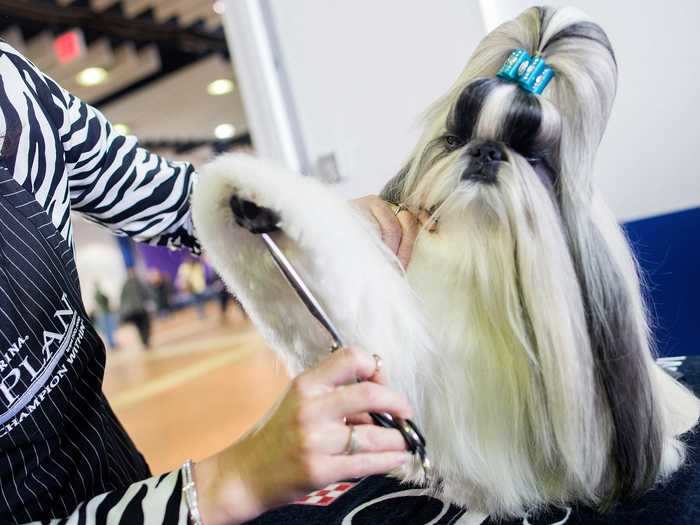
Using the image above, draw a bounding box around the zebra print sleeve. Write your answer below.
[27,470,188,525]
[0,43,200,253]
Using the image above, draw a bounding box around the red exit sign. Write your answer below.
[53,29,86,64]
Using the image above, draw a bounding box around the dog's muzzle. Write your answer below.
[461,140,504,184]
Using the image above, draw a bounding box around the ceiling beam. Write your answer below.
[68,45,162,104]
[0,26,26,54]
[90,0,121,12]
[45,37,114,80]
[0,0,226,54]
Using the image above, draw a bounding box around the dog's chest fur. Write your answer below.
[403,231,572,510]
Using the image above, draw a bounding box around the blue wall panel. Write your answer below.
[116,236,136,269]
[624,207,700,357]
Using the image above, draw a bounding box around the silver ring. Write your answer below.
[344,425,360,455]
[372,354,383,375]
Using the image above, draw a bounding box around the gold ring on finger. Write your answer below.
[393,204,407,216]
[344,425,360,455]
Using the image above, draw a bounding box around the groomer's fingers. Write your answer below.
[344,413,374,426]
[318,381,413,421]
[326,452,410,481]
[395,209,419,269]
[369,200,403,256]
[306,423,408,454]
[351,196,403,255]
[368,365,387,386]
[298,347,377,391]
[350,196,424,268]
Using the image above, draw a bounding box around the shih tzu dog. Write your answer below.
[192,5,700,519]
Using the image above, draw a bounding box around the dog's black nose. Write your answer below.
[466,141,503,164]
[462,141,504,183]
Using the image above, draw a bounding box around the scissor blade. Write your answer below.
[261,233,345,349]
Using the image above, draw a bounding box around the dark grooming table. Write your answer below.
[246,356,700,524]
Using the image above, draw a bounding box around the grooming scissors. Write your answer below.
[230,196,431,480]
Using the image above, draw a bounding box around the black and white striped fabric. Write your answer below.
[0,42,199,252]
[0,43,194,523]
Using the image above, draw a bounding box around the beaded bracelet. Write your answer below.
[182,459,203,525]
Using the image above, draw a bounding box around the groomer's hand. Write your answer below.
[351,196,420,269]
[196,348,412,525]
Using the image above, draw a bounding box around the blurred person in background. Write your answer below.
[210,270,246,324]
[93,281,118,349]
[0,40,422,524]
[203,254,246,324]
[150,268,174,317]
[177,255,208,319]
[119,268,154,349]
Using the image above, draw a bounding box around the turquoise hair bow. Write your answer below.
[496,49,555,95]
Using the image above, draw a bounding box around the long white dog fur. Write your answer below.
[193,5,699,519]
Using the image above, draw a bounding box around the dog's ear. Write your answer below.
[500,174,604,496]
[531,6,674,504]
[564,197,664,505]
[379,163,410,204]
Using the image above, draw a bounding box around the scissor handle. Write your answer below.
[370,412,426,452]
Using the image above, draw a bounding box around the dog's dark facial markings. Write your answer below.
[388,77,561,198]
[447,78,500,141]
[500,90,544,160]
[444,133,466,152]
[461,140,504,184]
[445,79,560,188]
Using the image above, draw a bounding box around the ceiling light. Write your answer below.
[113,123,131,135]
[213,1,225,15]
[214,123,236,140]
[207,78,235,96]
[76,67,108,87]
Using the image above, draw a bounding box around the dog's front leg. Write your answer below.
[192,154,432,393]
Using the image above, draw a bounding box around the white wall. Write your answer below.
[267,0,485,198]
[244,0,700,221]
[221,0,307,171]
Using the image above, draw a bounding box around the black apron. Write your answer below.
[0,167,150,522]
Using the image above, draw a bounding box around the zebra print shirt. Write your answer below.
[1,43,194,523]
[0,42,199,253]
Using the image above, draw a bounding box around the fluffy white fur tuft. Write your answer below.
[191,154,433,431]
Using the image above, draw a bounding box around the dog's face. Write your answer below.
[402,78,564,246]
[382,7,620,236]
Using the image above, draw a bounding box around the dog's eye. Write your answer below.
[444,134,463,150]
